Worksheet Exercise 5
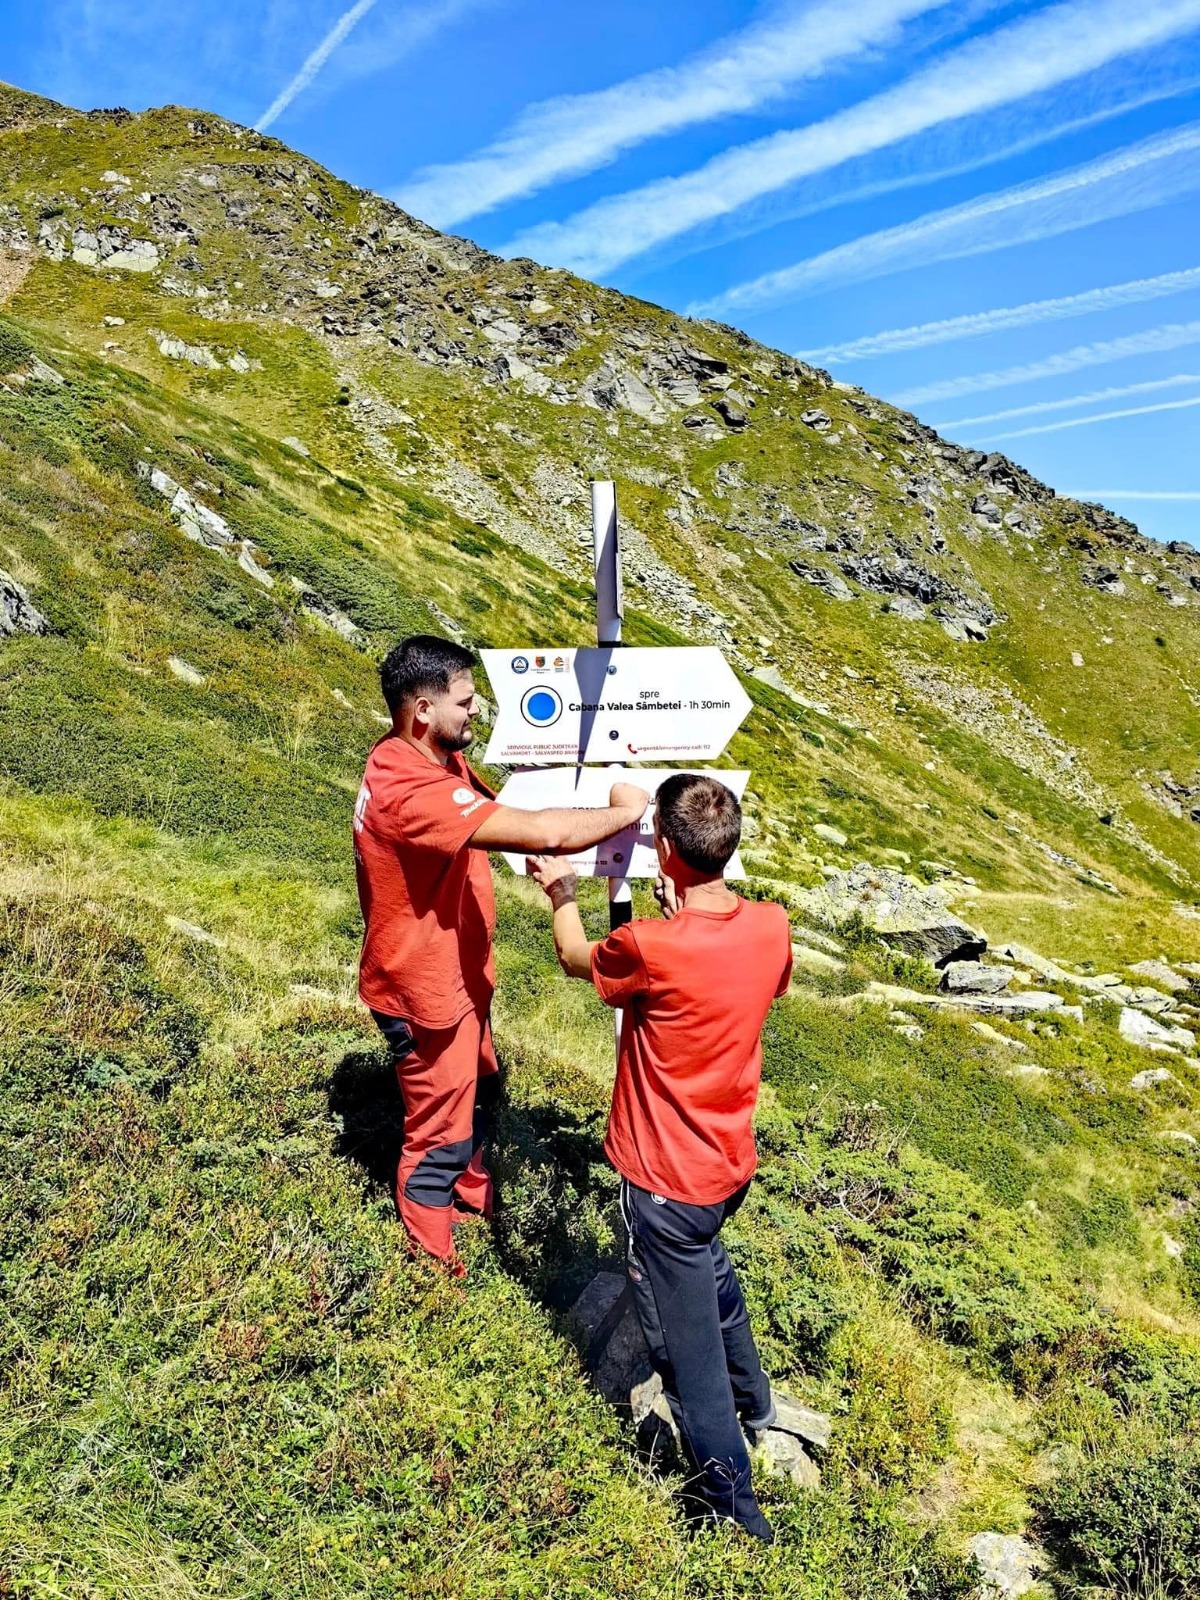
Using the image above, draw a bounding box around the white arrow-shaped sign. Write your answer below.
[482,646,752,766]
[494,766,750,879]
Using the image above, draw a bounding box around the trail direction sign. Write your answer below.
[494,766,750,880]
[481,646,751,765]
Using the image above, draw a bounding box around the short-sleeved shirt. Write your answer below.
[354,733,500,1029]
[591,898,793,1206]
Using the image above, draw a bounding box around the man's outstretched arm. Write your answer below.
[470,782,648,855]
[527,856,594,979]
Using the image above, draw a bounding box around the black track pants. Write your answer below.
[619,1177,773,1537]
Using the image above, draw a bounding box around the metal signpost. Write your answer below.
[483,481,753,1017]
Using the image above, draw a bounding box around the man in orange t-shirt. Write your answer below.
[355,635,647,1271]
[530,774,792,1541]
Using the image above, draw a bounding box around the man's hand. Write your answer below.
[653,871,681,920]
[528,854,579,908]
[609,781,650,816]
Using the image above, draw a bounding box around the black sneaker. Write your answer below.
[742,1398,777,1433]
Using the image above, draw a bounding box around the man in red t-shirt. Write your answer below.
[355,635,647,1272]
[530,774,792,1541]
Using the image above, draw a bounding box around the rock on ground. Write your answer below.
[167,655,205,685]
[0,569,48,637]
[1120,1008,1196,1052]
[567,1273,827,1489]
[968,1532,1043,1597]
[1130,1067,1176,1090]
[799,864,985,966]
[941,961,1014,995]
[1130,959,1191,993]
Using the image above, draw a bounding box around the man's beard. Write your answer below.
[432,723,473,755]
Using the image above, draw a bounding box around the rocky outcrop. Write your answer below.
[1146,771,1200,824]
[800,864,986,966]
[789,561,853,601]
[1081,563,1125,596]
[0,569,47,637]
[1119,1008,1196,1053]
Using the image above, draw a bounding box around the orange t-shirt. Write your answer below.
[591,899,793,1206]
[354,734,499,1029]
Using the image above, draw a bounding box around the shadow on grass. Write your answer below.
[327,1043,404,1203]
[327,1039,615,1313]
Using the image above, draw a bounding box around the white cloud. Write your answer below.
[802,266,1200,363]
[895,318,1200,405]
[935,373,1200,428]
[395,0,950,228]
[703,120,1200,314]
[503,0,1200,277]
[987,392,1200,439]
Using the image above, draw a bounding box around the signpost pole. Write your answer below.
[591,480,632,940]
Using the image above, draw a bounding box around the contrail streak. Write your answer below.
[396,0,948,228]
[697,121,1200,314]
[257,0,381,132]
[933,373,1200,428]
[986,393,1200,439]
[802,265,1200,362]
[895,318,1200,405]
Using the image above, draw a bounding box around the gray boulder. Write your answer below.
[0,570,48,637]
[799,864,986,966]
[968,1532,1042,1597]
[1130,1067,1175,1090]
[886,595,926,621]
[752,1428,820,1489]
[1129,959,1190,993]
[712,396,748,429]
[789,560,854,601]
[937,610,990,642]
[1119,1008,1195,1052]
[941,962,1014,995]
[1082,564,1126,596]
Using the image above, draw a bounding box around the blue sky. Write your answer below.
[5,0,1200,545]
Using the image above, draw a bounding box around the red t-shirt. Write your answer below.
[591,898,793,1205]
[354,734,499,1029]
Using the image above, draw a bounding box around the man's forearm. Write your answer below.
[471,801,644,854]
[549,892,595,979]
[550,803,643,853]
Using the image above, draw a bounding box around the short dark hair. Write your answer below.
[655,773,741,875]
[380,634,476,716]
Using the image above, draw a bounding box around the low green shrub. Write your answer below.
[1036,1427,1200,1596]
[0,314,32,373]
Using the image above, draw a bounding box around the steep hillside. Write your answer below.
[4,82,1200,1599]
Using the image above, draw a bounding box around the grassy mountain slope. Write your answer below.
[4,83,1200,1597]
